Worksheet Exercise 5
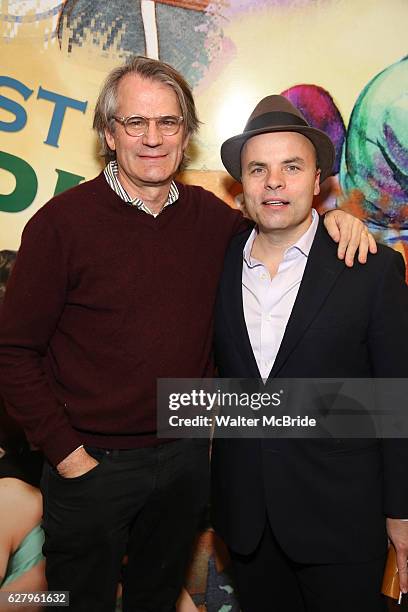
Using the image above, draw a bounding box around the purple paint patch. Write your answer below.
[281,84,346,175]
[213,0,321,18]
[383,124,408,173]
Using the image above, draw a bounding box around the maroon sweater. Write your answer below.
[0,173,247,465]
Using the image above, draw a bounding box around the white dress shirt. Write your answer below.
[242,209,319,379]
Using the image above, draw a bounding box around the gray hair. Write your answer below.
[93,56,200,163]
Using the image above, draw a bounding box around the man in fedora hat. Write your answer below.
[211,95,408,611]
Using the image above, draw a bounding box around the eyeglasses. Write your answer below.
[113,115,184,137]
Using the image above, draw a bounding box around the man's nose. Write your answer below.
[142,120,163,146]
[265,169,284,190]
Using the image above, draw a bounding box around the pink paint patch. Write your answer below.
[207,0,320,19]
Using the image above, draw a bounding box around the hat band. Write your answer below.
[245,111,308,133]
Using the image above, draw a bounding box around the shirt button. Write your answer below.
[260,273,267,280]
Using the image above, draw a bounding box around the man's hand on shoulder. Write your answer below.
[323,209,377,267]
[56,446,99,478]
[387,517,408,593]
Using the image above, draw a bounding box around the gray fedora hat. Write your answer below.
[221,94,335,183]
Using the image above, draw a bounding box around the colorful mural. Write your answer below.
[57,0,222,88]
[339,56,408,269]
[1,0,408,248]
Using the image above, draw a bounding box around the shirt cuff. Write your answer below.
[71,444,84,454]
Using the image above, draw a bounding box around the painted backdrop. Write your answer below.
[1,0,408,256]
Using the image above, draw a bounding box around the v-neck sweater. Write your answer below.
[0,173,247,465]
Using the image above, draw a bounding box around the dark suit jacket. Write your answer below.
[211,219,408,564]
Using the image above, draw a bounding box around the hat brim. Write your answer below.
[221,125,335,183]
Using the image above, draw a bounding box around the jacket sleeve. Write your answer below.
[368,250,408,517]
[0,211,81,465]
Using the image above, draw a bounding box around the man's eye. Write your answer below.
[250,167,265,174]
[285,165,300,172]
[159,117,178,127]
[127,117,145,127]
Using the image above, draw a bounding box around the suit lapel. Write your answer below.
[270,218,346,377]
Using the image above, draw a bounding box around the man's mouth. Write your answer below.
[139,154,166,159]
[262,199,289,207]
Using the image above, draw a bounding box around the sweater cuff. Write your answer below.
[42,428,83,467]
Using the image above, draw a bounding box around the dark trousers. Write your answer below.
[230,520,387,612]
[40,439,209,612]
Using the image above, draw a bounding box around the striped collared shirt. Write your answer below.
[104,160,179,217]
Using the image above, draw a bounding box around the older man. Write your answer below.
[0,58,373,611]
[211,95,408,611]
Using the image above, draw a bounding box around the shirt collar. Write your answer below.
[243,208,319,267]
[103,160,179,216]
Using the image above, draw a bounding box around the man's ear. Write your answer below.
[314,169,321,196]
[105,128,116,152]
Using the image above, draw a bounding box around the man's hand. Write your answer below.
[387,518,408,593]
[324,209,377,267]
[56,446,99,478]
